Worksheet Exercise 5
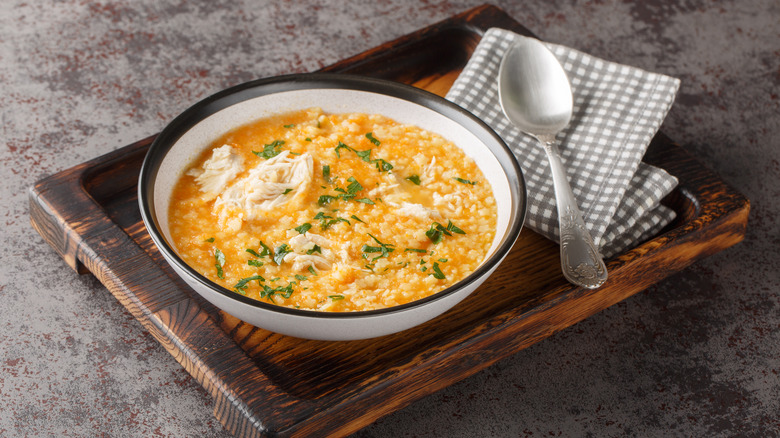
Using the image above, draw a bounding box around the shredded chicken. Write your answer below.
[187,144,244,200]
[213,150,313,225]
[284,232,335,271]
[422,156,438,182]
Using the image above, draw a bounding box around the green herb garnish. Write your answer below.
[334,141,393,172]
[294,222,312,234]
[405,175,421,185]
[205,237,215,243]
[373,159,393,172]
[446,220,466,235]
[248,259,264,267]
[454,177,477,185]
[314,211,350,230]
[346,176,363,194]
[350,214,364,223]
[260,283,294,302]
[258,241,273,258]
[317,194,339,206]
[234,274,265,293]
[432,262,446,279]
[273,244,292,265]
[361,233,395,261]
[318,175,374,206]
[329,294,345,301]
[365,132,380,146]
[426,220,465,244]
[425,222,449,244]
[214,249,226,279]
[283,124,295,128]
[253,139,285,159]
[404,248,427,253]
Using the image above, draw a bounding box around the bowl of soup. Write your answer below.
[138,73,525,340]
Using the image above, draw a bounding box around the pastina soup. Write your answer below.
[168,108,497,311]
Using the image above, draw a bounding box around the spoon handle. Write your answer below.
[538,134,608,289]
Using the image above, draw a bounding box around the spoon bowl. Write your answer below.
[498,38,608,289]
[498,41,573,136]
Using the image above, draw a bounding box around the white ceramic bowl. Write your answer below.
[138,73,525,341]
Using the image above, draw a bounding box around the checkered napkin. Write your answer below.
[446,28,681,257]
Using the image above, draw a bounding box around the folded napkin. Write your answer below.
[446,28,681,257]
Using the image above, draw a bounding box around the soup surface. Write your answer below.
[169,108,497,311]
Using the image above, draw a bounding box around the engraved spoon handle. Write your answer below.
[538,134,608,289]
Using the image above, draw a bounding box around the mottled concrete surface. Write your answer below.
[1,0,777,436]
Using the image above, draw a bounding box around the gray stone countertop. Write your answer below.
[1,1,777,436]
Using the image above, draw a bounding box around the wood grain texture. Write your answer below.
[28,5,749,437]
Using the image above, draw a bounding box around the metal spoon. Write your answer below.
[498,37,608,289]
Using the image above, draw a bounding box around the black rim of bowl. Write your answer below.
[138,72,526,320]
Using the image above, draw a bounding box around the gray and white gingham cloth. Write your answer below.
[446,28,681,257]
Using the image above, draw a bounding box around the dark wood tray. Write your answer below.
[29,5,749,437]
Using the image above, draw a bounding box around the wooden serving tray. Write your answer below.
[29,5,749,437]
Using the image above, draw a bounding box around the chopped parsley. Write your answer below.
[317,194,338,206]
[294,274,308,281]
[361,233,395,261]
[283,124,295,128]
[446,220,466,235]
[404,248,427,253]
[294,222,312,234]
[234,274,265,294]
[328,294,345,301]
[247,241,274,263]
[405,175,421,185]
[307,265,317,276]
[365,132,380,146]
[373,159,393,172]
[426,220,465,244]
[258,241,273,258]
[273,244,292,265]
[318,176,375,205]
[204,237,215,243]
[253,139,285,159]
[425,223,447,244]
[306,244,322,255]
[260,283,294,302]
[314,211,350,230]
[334,141,393,172]
[322,164,331,182]
[214,249,226,279]
[346,176,363,194]
[245,248,262,258]
[454,177,477,185]
[432,262,446,279]
[350,214,365,223]
[247,259,264,267]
